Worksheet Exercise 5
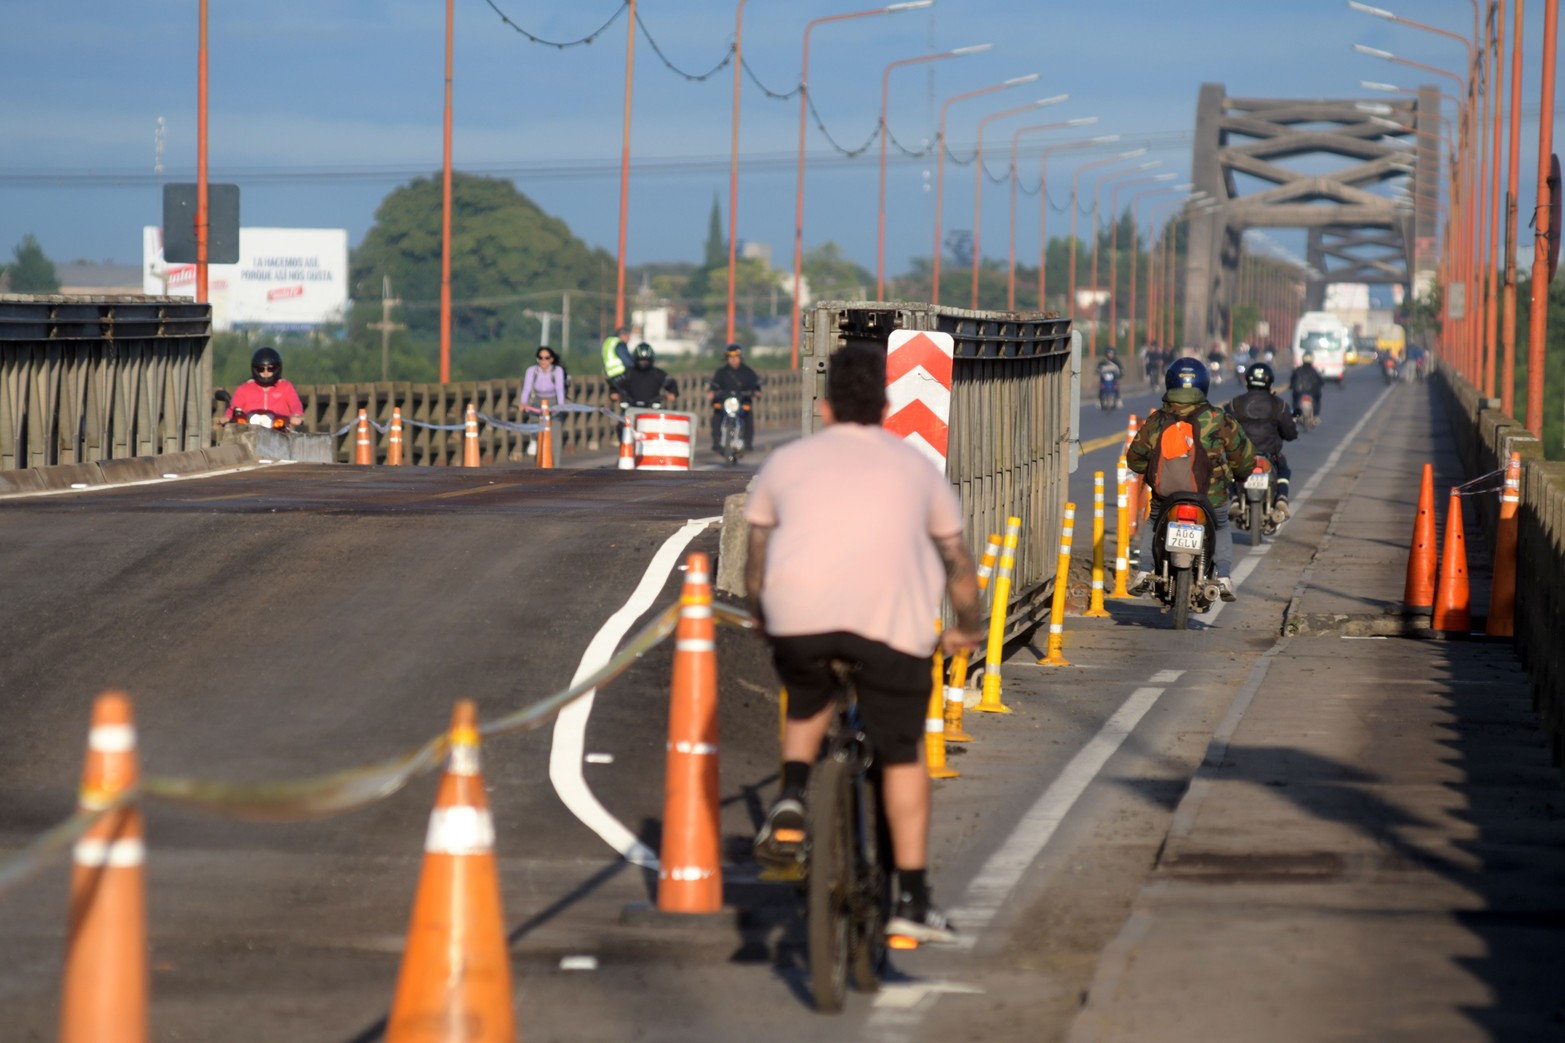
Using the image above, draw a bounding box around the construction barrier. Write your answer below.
[1111,457,1132,598]
[1038,502,1075,667]
[1084,473,1110,618]
[354,409,373,466]
[926,633,958,780]
[1404,463,1437,610]
[944,533,1000,744]
[631,411,695,472]
[537,401,555,469]
[462,404,481,467]
[388,408,405,466]
[975,517,1022,714]
[1431,490,1471,633]
[1486,451,1520,637]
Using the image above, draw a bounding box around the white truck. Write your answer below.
[1291,311,1350,383]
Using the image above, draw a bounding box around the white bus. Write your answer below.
[1291,312,1350,383]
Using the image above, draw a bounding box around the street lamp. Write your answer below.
[1128,184,1191,354]
[970,94,1070,308]
[790,0,934,369]
[931,73,1041,305]
[1086,163,1165,354]
[1105,172,1177,350]
[1068,149,1148,322]
[1006,117,1098,309]
[1036,135,1120,309]
[875,44,992,301]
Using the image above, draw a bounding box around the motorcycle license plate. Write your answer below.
[1245,472,1270,491]
[1164,522,1204,552]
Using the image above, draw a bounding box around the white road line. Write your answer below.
[548,515,721,869]
[0,459,296,500]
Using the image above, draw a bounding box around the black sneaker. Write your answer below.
[885,894,957,945]
[1128,570,1154,597]
[753,796,806,867]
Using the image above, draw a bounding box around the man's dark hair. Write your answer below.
[826,343,887,425]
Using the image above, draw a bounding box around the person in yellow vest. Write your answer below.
[601,326,633,379]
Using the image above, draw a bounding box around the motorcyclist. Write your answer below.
[1126,357,1256,602]
[1224,362,1297,516]
[220,346,304,428]
[609,342,678,408]
[709,343,763,452]
[600,326,634,381]
[1097,349,1124,406]
[1290,352,1326,419]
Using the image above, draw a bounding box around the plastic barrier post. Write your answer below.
[1084,472,1111,617]
[387,700,515,1043]
[354,409,373,466]
[1404,463,1437,609]
[975,517,1021,714]
[462,404,480,468]
[1111,457,1132,598]
[388,407,404,466]
[617,417,636,470]
[1124,416,1141,537]
[926,623,958,779]
[944,533,1000,743]
[1486,452,1521,637]
[1039,502,1076,666]
[1431,490,1472,633]
[60,693,148,1043]
[538,401,555,469]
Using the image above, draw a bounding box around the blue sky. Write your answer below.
[1,0,1557,282]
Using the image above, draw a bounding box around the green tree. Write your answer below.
[8,235,59,293]
[802,242,872,301]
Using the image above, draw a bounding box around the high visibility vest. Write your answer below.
[602,336,626,378]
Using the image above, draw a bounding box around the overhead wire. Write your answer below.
[481,0,627,47]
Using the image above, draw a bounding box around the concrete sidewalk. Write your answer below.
[1068,380,1565,1041]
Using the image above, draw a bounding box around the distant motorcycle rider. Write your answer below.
[610,342,678,408]
[709,343,763,452]
[1224,362,1297,513]
[1126,357,1257,602]
[221,346,304,428]
[1290,353,1325,419]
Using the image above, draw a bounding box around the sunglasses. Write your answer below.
[257,364,277,373]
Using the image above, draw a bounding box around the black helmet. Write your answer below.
[1165,356,1210,393]
[633,342,655,365]
[1301,352,1315,365]
[251,346,282,387]
[1105,347,1118,361]
[1245,362,1275,389]
[724,343,743,357]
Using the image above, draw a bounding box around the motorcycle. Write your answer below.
[1380,354,1400,385]
[232,409,289,431]
[1207,359,1225,386]
[1098,370,1121,412]
[1149,493,1221,630]
[1232,459,1284,544]
[1296,394,1320,431]
[718,393,752,464]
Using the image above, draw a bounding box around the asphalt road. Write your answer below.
[0,364,1394,1042]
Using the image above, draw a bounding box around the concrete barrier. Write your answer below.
[1436,365,1565,777]
[0,445,260,497]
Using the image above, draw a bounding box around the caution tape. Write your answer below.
[0,599,765,898]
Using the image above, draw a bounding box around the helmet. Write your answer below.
[251,346,282,387]
[633,342,655,365]
[1165,357,1210,393]
[724,343,744,356]
[1105,347,1117,360]
[1244,362,1275,389]
[1302,352,1314,364]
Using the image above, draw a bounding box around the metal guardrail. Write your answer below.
[293,370,804,466]
[0,295,212,470]
[802,300,1076,633]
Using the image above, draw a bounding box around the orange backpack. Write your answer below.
[1150,412,1213,498]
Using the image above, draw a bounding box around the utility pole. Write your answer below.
[367,275,404,383]
[561,291,571,354]
[524,308,564,348]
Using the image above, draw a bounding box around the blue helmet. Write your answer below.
[1165,357,1210,393]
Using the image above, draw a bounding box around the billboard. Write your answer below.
[143,226,348,331]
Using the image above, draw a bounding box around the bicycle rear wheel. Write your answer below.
[807,755,852,1013]
[847,769,889,992]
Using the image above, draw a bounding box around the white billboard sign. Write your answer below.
[143,226,348,331]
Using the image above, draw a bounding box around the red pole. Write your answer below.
[727,0,747,344]
[1106,174,1171,349]
[1500,0,1525,417]
[1484,5,1504,397]
[1525,0,1558,435]
[1069,151,1146,325]
[1036,135,1114,312]
[439,0,455,383]
[1006,119,1094,310]
[615,0,636,335]
[196,0,209,306]
[971,97,1065,310]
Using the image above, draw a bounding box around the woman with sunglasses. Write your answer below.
[220,346,304,429]
[520,345,570,456]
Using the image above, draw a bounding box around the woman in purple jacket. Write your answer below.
[520,346,569,456]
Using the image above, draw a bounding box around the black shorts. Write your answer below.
[768,631,933,765]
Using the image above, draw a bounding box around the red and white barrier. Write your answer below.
[633,412,694,471]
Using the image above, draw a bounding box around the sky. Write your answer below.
[1,0,1559,291]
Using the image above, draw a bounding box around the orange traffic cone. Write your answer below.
[60,692,148,1043]
[1404,463,1437,609]
[1487,452,1521,637]
[616,418,636,471]
[537,401,555,469]
[462,404,481,468]
[1431,491,1471,633]
[354,409,373,465]
[386,700,515,1043]
[388,407,405,466]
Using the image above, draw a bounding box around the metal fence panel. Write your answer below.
[0,295,211,470]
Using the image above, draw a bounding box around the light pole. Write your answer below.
[1036,135,1120,310]
[1499,0,1524,417]
[876,44,992,301]
[969,95,1070,308]
[1088,163,1164,355]
[1106,174,1178,349]
[1068,150,1148,323]
[1006,117,1098,310]
[791,1,933,370]
[931,73,1040,305]
[197,0,209,307]
[1525,0,1558,436]
[614,0,637,338]
[726,0,747,345]
[1128,186,1189,357]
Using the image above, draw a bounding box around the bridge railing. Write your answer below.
[0,295,211,470]
[295,370,804,466]
[1437,365,1565,777]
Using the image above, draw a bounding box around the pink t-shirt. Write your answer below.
[745,422,964,657]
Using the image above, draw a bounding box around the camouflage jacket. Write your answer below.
[1125,387,1257,508]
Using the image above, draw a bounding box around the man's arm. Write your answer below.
[934,532,983,654]
[745,524,772,629]
[1125,414,1156,475]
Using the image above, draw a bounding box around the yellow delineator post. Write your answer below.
[1111,456,1132,598]
[1038,502,1076,666]
[944,533,1000,743]
[1123,415,1143,538]
[1084,472,1111,617]
[926,621,958,779]
[975,517,1022,715]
